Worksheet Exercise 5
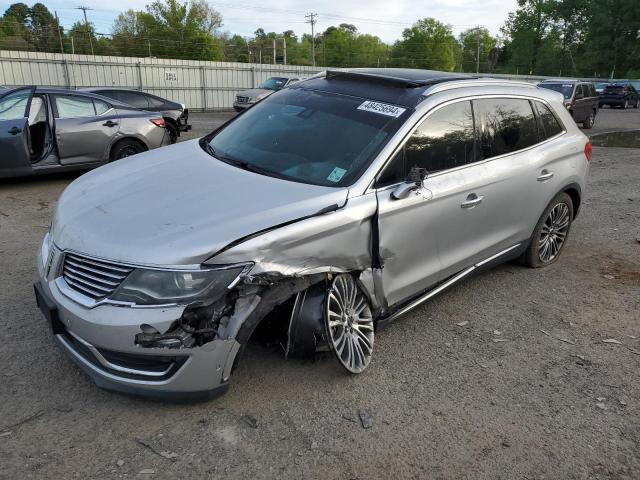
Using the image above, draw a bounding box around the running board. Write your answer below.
[386,243,521,322]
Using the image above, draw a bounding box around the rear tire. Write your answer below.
[523,192,574,268]
[110,139,145,161]
[166,123,178,144]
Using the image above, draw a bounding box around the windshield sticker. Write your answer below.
[357,100,406,118]
[327,167,347,183]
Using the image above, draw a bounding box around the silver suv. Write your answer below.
[35,69,591,400]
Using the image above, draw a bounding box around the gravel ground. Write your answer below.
[0,115,639,478]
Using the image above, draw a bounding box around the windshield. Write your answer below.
[204,88,409,187]
[595,82,608,90]
[259,77,288,91]
[539,83,574,99]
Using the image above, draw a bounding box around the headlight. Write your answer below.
[40,231,52,269]
[247,97,257,104]
[109,266,245,306]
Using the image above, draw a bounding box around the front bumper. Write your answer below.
[35,254,239,401]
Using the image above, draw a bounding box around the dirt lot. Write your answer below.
[0,108,639,479]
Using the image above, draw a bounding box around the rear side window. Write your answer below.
[474,98,538,159]
[404,100,475,174]
[534,101,564,139]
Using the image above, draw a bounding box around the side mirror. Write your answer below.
[391,166,428,200]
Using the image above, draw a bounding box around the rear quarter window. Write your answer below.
[473,98,539,159]
[534,101,564,139]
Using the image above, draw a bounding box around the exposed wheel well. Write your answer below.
[563,186,581,219]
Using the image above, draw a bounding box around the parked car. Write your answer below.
[538,80,599,128]
[233,76,300,111]
[598,83,639,109]
[35,69,590,400]
[0,87,170,179]
[594,82,609,94]
[81,88,191,144]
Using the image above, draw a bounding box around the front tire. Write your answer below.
[523,193,574,268]
[583,111,595,129]
[325,274,374,374]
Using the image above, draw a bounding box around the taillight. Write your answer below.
[584,142,592,161]
[150,118,165,128]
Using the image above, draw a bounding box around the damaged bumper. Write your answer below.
[34,266,241,401]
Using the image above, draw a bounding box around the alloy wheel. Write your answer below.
[538,202,570,263]
[117,146,140,159]
[325,274,374,374]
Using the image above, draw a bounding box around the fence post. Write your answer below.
[137,62,143,91]
[251,66,255,88]
[62,59,71,88]
[200,66,207,112]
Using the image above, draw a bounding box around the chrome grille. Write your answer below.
[236,95,248,104]
[62,252,133,300]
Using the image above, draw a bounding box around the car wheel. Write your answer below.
[166,123,178,144]
[110,139,145,161]
[523,193,574,268]
[325,274,374,374]
[583,112,595,129]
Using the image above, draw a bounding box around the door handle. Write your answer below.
[102,121,118,127]
[461,193,484,209]
[537,170,554,182]
[8,126,22,135]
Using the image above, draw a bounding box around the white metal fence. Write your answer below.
[0,50,632,111]
[0,50,322,111]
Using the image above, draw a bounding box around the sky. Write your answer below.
[0,0,519,43]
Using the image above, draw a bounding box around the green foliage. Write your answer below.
[0,2,63,52]
[458,27,498,72]
[389,18,459,71]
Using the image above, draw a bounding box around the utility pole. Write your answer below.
[71,36,75,55]
[54,11,64,53]
[273,39,276,65]
[76,6,94,55]
[283,38,287,65]
[476,26,481,74]
[148,39,152,57]
[305,12,317,67]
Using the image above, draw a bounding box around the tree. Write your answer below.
[0,2,63,52]
[389,18,459,71]
[458,27,497,72]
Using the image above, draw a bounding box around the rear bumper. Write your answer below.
[34,254,239,401]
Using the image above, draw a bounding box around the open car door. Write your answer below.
[0,86,35,178]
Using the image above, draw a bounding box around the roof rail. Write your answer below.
[325,70,471,88]
[423,78,538,96]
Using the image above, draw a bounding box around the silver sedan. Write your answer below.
[34,69,590,400]
[0,87,169,179]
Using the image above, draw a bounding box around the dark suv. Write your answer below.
[538,80,599,129]
[598,83,639,109]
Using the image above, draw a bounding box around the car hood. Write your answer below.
[51,140,348,266]
[236,88,273,98]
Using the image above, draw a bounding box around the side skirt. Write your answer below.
[379,243,523,326]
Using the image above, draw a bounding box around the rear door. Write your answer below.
[0,87,35,177]
[53,94,121,165]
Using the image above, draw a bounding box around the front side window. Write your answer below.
[117,91,150,109]
[474,98,538,159]
[205,88,409,187]
[0,89,31,120]
[54,95,97,118]
[404,101,475,174]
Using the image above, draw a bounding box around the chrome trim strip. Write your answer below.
[65,330,173,378]
[387,243,522,322]
[55,334,174,386]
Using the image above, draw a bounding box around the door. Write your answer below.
[0,87,35,177]
[52,94,120,165]
[376,100,492,306]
